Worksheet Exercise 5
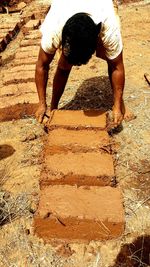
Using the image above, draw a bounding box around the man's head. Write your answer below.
[62,13,100,66]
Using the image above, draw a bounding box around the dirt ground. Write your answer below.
[0,0,150,266]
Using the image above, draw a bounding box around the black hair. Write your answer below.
[62,12,101,66]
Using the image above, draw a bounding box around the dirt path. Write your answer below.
[0,1,150,266]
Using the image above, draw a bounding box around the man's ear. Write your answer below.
[96,22,101,35]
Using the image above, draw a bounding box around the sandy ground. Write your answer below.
[0,1,150,266]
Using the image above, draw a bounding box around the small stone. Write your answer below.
[21,133,37,142]
[29,202,37,214]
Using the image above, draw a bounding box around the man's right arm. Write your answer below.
[35,46,55,123]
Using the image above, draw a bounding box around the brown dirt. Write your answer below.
[0,1,150,267]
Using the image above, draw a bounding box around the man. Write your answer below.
[35,0,129,126]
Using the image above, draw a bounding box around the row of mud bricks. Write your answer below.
[33,110,125,242]
[0,3,50,122]
[0,3,125,242]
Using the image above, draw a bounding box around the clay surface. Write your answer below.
[46,110,107,129]
[34,185,125,242]
[44,128,110,153]
[41,151,115,187]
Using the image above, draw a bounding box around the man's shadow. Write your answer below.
[62,76,113,111]
[61,76,123,133]
[111,235,150,267]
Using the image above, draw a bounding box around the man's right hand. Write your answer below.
[35,103,47,123]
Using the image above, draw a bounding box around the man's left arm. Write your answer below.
[107,51,125,126]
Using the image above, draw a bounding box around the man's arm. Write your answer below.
[107,51,125,126]
[51,53,73,110]
[35,46,55,123]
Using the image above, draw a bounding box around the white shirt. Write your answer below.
[40,0,123,60]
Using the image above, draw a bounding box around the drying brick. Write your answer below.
[24,30,41,40]
[34,185,125,242]
[15,50,38,59]
[7,65,36,73]
[13,58,37,66]
[22,19,41,33]
[45,128,110,153]
[40,151,115,187]
[0,83,36,97]
[3,71,35,85]
[46,110,107,130]
[20,39,40,47]
[0,103,38,122]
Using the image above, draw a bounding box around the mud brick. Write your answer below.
[41,151,115,187]
[0,84,19,97]
[19,46,39,52]
[0,14,20,22]
[0,103,38,122]
[13,58,37,66]
[0,30,11,35]
[45,128,110,154]
[0,82,38,109]
[1,23,19,32]
[3,71,35,85]
[17,2,26,9]
[24,30,41,40]
[0,28,18,40]
[22,19,41,33]
[46,110,107,130]
[0,82,36,98]
[7,65,35,73]
[15,50,39,59]
[34,185,125,242]
[20,39,40,47]
[0,93,38,109]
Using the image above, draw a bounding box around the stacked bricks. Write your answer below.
[0,26,41,121]
[34,110,125,242]
[0,14,24,52]
[0,3,50,122]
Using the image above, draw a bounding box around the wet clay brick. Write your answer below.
[22,19,41,33]
[13,58,37,66]
[3,71,35,85]
[19,46,39,52]
[45,128,110,154]
[24,30,41,40]
[15,50,38,59]
[0,103,38,122]
[20,39,40,47]
[0,83,36,98]
[7,65,35,73]
[41,151,115,187]
[46,110,107,130]
[34,185,125,242]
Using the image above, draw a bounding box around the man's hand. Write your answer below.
[35,103,47,123]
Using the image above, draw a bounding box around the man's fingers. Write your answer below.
[113,113,123,127]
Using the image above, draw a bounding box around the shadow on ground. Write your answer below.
[0,144,15,160]
[62,76,113,111]
[111,235,150,267]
